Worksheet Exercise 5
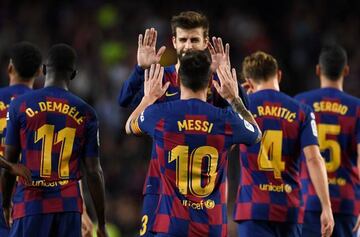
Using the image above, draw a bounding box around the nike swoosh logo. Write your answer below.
[165,91,178,97]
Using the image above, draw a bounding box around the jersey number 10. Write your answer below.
[169,145,219,198]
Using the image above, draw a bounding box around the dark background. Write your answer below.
[0,0,359,236]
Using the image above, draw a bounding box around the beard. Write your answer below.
[177,49,194,60]
[177,48,211,61]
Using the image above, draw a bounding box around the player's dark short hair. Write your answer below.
[179,50,211,92]
[242,51,278,82]
[171,11,209,38]
[9,42,42,80]
[47,44,77,72]
[319,44,347,81]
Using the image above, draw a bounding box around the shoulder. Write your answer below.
[340,91,360,105]
[294,89,318,100]
[67,92,98,117]
[164,65,176,72]
[0,87,10,100]
[11,89,37,104]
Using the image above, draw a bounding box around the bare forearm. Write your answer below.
[231,97,256,124]
[85,168,106,226]
[125,96,155,134]
[0,156,14,170]
[231,97,262,142]
[306,154,331,209]
[1,170,16,208]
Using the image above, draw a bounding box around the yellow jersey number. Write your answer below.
[169,145,219,197]
[317,124,341,172]
[258,130,285,179]
[139,214,148,236]
[0,118,6,156]
[35,124,76,178]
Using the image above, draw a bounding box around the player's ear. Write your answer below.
[246,78,255,89]
[343,65,350,77]
[204,35,209,46]
[8,60,14,75]
[172,36,177,50]
[277,70,282,84]
[315,64,321,77]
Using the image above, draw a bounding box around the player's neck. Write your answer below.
[175,61,180,73]
[320,77,343,91]
[44,77,69,90]
[180,86,207,102]
[9,76,34,88]
[253,78,280,92]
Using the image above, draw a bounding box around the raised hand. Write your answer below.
[213,66,239,104]
[208,37,230,72]
[137,28,166,69]
[144,64,170,102]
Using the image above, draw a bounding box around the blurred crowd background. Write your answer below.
[0,0,359,236]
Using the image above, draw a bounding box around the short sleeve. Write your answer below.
[84,109,100,158]
[226,110,260,145]
[5,100,21,147]
[130,104,162,137]
[300,104,319,148]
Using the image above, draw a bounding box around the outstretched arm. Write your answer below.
[208,37,230,72]
[118,28,166,108]
[125,64,169,134]
[304,145,334,237]
[214,66,261,143]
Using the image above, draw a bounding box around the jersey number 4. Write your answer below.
[258,130,285,179]
[35,124,76,178]
[169,145,218,197]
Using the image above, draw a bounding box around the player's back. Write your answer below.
[137,98,259,237]
[6,86,98,219]
[295,88,360,215]
[234,89,318,224]
[0,84,31,156]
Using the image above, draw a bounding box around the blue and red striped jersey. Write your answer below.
[5,86,99,219]
[0,84,32,221]
[0,84,31,156]
[126,65,240,195]
[234,89,319,223]
[295,87,360,216]
[131,98,260,237]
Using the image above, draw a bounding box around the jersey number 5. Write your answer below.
[317,124,341,172]
[169,145,218,197]
[35,124,76,178]
[258,130,285,179]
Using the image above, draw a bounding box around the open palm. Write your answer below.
[137,28,166,69]
[208,37,230,72]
